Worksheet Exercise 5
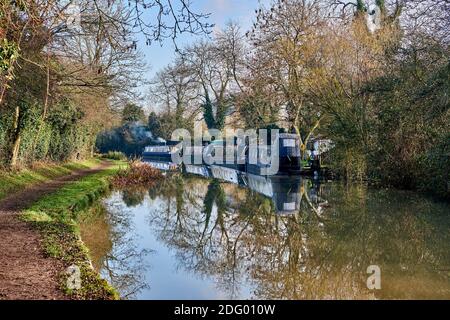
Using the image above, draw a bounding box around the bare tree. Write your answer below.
[182,22,245,129]
[1,0,212,105]
[0,0,212,167]
[402,0,450,44]
[149,56,201,129]
[245,0,328,154]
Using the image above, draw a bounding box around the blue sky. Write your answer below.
[137,0,268,82]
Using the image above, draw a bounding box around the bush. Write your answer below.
[0,97,97,167]
[112,160,162,188]
[418,134,450,199]
[95,122,153,158]
[329,146,368,181]
[102,151,127,161]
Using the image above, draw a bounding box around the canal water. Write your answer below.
[80,167,450,299]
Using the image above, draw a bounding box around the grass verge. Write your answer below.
[0,159,102,201]
[21,160,126,300]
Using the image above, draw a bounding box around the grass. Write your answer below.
[0,159,102,201]
[101,151,127,161]
[21,160,127,300]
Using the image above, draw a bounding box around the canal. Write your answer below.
[79,166,450,299]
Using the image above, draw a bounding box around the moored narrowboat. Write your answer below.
[142,141,182,161]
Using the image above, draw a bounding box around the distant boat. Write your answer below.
[142,141,182,161]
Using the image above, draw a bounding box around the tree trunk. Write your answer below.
[10,135,21,168]
[91,143,95,158]
[0,84,7,106]
[293,125,307,160]
[9,106,22,168]
[294,117,323,160]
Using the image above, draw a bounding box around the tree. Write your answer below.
[147,112,162,138]
[183,22,245,130]
[1,0,212,103]
[201,92,216,129]
[0,0,211,168]
[149,56,201,132]
[122,103,145,123]
[245,0,328,155]
[320,0,449,189]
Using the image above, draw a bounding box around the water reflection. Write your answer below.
[81,167,450,300]
[80,202,150,299]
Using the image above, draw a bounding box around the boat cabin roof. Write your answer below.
[154,140,181,146]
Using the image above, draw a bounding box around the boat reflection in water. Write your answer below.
[177,162,327,216]
[80,159,450,300]
[144,160,180,172]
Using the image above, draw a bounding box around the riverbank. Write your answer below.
[0,159,103,201]
[0,159,126,299]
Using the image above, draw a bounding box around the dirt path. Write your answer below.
[0,161,112,300]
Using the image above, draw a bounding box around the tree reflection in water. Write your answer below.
[84,173,450,299]
[82,191,151,299]
[145,175,449,299]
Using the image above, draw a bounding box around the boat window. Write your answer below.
[283,139,296,147]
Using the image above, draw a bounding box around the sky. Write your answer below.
[137,0,268,88]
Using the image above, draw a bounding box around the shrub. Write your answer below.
[417,134,450,199]
[112,160,162,188]
[0,98,97,167]
[102,151,127,161]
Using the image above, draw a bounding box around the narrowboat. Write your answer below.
[142,141,182,161]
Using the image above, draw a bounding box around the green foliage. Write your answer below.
[146,110,194,140]
[0,0,27,76]
[121,103,145,123]
[96,122,154,157]
[202,92,216,129]
[16,101,51,163]
[0,117,6,157]
[356,0,366,13]
[0,159,101,201]
[147,112,162,136]
[327,41,449,198]
[200,91,229,130]
[152,114,175,140]
[329,147,368,181]
[215,102,227,131]
[0,96,96,166]
[102,151,127,161]
[418,134,450,199]
[0,38,19,73]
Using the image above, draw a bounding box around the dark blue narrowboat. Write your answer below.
[278,133,302,173]
[245,133,302,175]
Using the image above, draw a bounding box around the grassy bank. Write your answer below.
[21,160,127,300]
[0,159,103,201]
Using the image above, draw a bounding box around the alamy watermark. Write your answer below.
[169,127,281,175]
[66,264,81,290]
[367,2,382,32]
[366,265,381,290]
